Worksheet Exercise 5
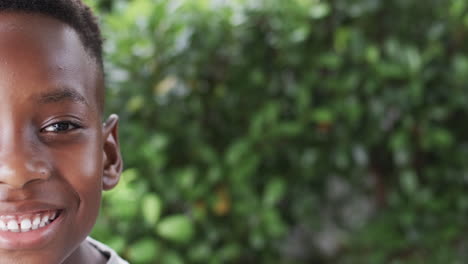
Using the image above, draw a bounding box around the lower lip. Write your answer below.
[0,210,65,250]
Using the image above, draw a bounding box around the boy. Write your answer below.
[0,0,127,263]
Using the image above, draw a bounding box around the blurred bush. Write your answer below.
[85,0,468,263]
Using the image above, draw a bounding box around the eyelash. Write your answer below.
[41,121,82,133]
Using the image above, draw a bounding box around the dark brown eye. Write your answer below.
[42,122,79,133]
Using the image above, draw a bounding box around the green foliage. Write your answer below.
[86,0,468,263]
[156,215,195,244]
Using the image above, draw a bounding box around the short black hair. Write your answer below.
[0,0,103,67]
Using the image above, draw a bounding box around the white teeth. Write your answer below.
[0,210,60,233]
[32,216,40,230]
[20,219,31,232]
[7,220,19,232]
[32,216,41,230]
[40,216,47,227]
[40,215,49,227]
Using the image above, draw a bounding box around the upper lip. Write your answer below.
[0,201,63,216]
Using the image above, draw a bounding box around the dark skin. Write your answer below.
[0,13,122,264]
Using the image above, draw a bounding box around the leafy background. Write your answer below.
[83,0,468,263]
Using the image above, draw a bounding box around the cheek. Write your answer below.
[53,134,103,229]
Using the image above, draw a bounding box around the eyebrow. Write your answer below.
[38,88,89,106]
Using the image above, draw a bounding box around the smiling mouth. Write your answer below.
[0,210,62,233]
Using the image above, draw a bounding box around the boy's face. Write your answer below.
[0,13,122,264]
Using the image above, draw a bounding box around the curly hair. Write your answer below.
[0,0,103,67]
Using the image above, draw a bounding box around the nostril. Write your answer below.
[38,167,49,176]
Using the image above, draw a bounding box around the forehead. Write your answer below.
[0,13,100,111]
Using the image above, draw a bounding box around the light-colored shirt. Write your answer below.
[87,237,129,264]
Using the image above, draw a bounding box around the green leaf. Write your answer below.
[400,170,418,195]
[161,252,184,264]
[127,238,159,263]
[309,3,330,19]
[225,140,251,166]
[156,215,195,244]
[141,193,163,225]
[311,108,334,123]
[263,177,286,206]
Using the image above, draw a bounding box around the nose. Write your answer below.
[0,142,51,189]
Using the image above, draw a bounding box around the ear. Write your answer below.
[102,114,123,190]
